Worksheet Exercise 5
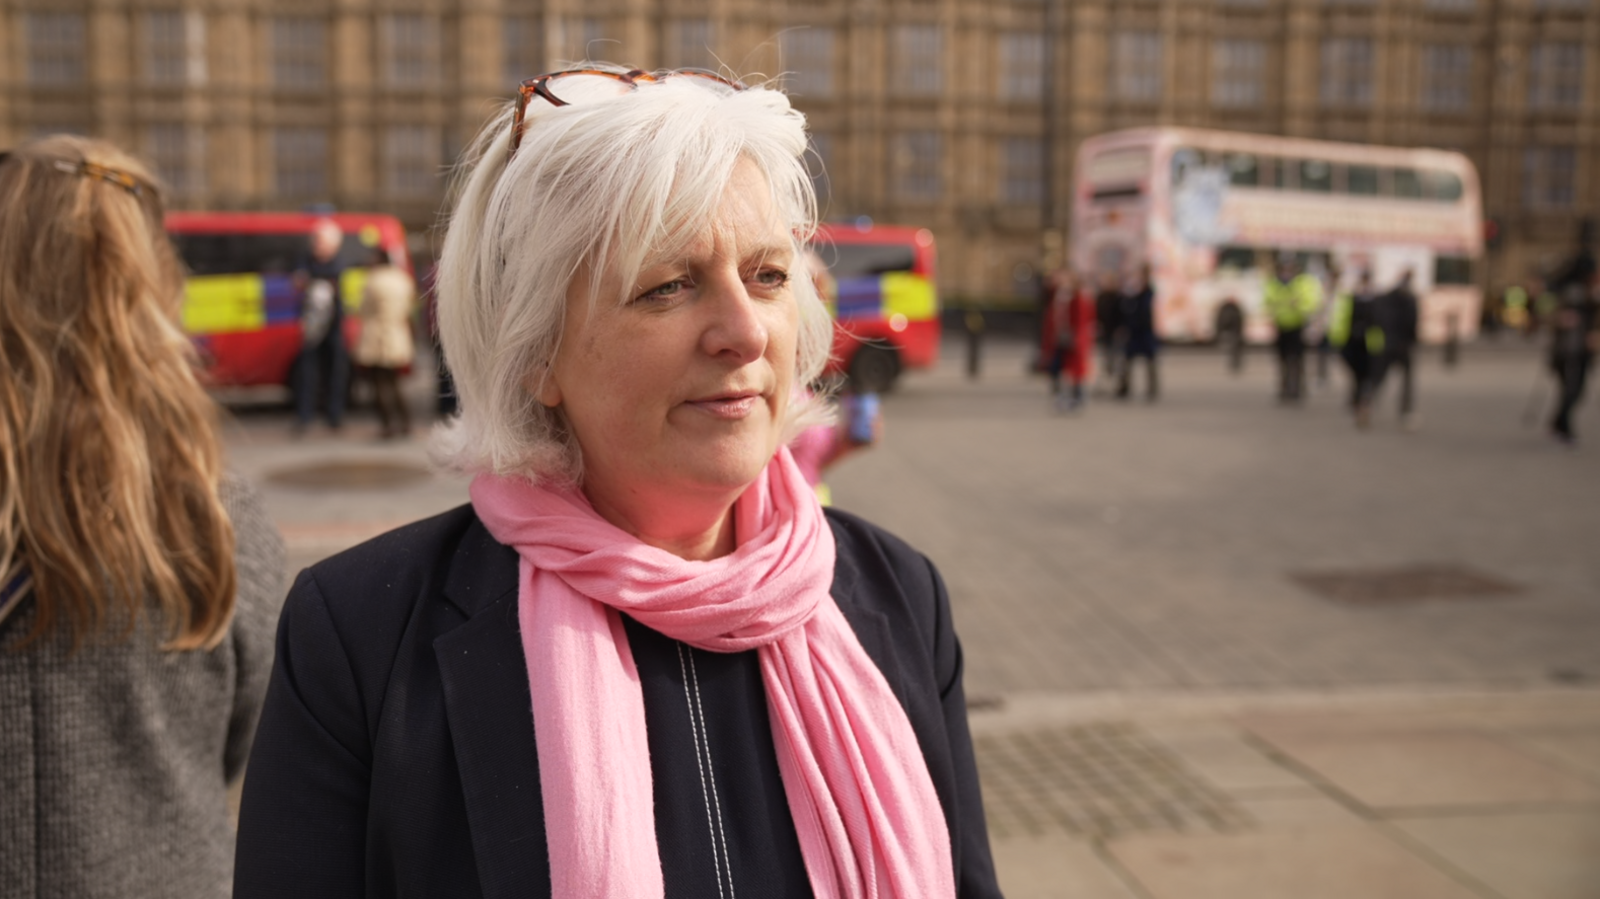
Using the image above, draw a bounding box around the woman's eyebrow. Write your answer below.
[742,241,794,265]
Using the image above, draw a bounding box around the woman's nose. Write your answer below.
[700,271,768,362]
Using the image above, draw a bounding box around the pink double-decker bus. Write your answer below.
[1070,127,1484,346]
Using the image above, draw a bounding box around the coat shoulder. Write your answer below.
[295,504,516,628]
[823,507,944,630]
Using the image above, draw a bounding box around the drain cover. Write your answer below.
[266,459,432,490]
[1291,564,1521,605]
[974,723,1249,839]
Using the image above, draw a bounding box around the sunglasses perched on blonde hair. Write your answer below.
[0,151,153,199]
[507,67,746,161]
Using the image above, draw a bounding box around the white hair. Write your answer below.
[431,65,834,483]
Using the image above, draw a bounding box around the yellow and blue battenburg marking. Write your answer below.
[181,269,370,337]
[833,272,937,323]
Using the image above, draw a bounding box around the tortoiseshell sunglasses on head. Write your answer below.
[507,68,746,161]
[0,151,153,200]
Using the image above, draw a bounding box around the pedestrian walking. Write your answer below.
[235,63,1002,899]
[354,249,417,440]
[1546,274,1599,446]
[1094,270,1124,390]
[1045,269,1096,411]
[1367,269,1421,430]
[0,135,285,899]
[1263,256,1324,403]
[1310,263,1336,388]
[1334,269,1385,428]
[1117,264,1160,401]
[293,218,351,435]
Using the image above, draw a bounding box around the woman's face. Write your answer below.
[537,159,798,529]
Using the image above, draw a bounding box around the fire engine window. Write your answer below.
[813,242,917,279]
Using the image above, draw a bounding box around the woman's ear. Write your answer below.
[529,362,561,408]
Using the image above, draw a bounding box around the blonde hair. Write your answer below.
[0,135,236,651]
[431,65,834,483]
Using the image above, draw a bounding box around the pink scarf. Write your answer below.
[469,447,954,899]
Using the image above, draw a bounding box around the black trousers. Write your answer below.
[368,366,411,437]
[1551,352,1593,438]
[1275,327,1306,400]
[1368,349,1415,417]
[1117,350,1159,399]
[1341,344,1373,409]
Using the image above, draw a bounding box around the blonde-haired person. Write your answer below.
[0,136,285,898]
[353,249,417,439]
[236,65,1002,899]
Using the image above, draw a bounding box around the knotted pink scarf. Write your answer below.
[469,446,954,899]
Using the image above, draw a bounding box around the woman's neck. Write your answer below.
[583,488,740,561]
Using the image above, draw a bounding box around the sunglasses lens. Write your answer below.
[535,72,638,107]
[671,71,743,93]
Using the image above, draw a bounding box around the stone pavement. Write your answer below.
[976,687,1600,899]
[220,338,1600,897]
[828,338,1600,698]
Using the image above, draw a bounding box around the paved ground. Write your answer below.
[221,336,1600,898]
[830,337,1600,699]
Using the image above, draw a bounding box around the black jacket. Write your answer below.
[234,504,1002,899]
[1376,285,1419,353]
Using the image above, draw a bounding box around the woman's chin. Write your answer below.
[671,443,780,498]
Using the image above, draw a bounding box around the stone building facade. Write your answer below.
[2,0,1596,301]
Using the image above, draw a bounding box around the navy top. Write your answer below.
[624,616,813,897]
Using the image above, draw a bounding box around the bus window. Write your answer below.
[1299,159,1333,193]
[1427,170,1464,202]
[1392,168,1424,199]
[1346,164,1380,196]
[1435,255,1474,285]
[1216,246,1258,270]
[1224,153,1260,187]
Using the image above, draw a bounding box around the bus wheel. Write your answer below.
[1216,304,1245,374]
[848,344,901,394]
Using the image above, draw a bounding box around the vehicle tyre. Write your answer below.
[1216,303,1245,374]
[848,344,901,394]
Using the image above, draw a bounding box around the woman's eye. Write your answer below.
[636,278,689,303]
[753,268,790,290]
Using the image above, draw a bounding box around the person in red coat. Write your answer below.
[1044,269,1097,411]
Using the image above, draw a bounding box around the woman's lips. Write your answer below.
[685,394,760,419]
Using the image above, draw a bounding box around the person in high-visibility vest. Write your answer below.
[1330,269,1386,427]
[1501,283,1529,335]
[1263,257,1324,403]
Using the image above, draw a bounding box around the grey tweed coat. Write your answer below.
[0,474,286,899]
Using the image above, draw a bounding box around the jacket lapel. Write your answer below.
[433,519,553,899]
[826,519,913,711]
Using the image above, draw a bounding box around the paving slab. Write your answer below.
[1109,825,1485,899]
[1394,811,1600,899]
[1137,721,1310,793]
[990,836,1141,899]
[1227,784,1369,829]
[1241,728,1600,810]
[1505,730,1600,783]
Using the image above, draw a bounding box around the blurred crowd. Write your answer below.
[1037,252,1598,446]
